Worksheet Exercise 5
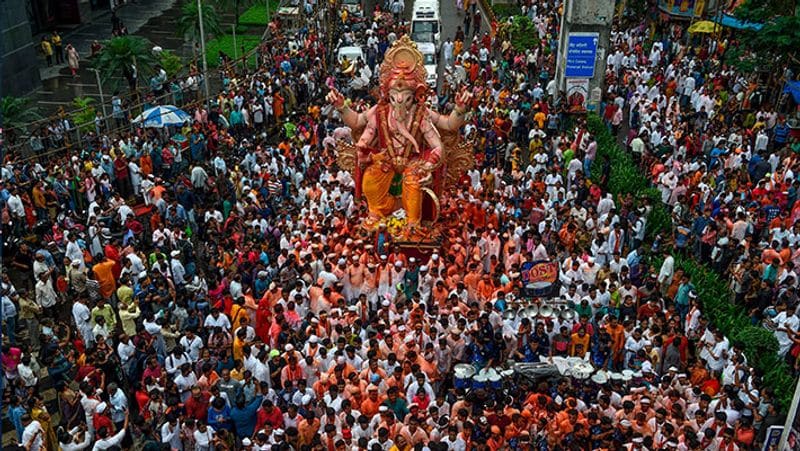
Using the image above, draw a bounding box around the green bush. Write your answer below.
[204,34,262,68]
[239,0,281,26]
[507,16,539,53]
[71,97,97,133]
[670,256,795,411]
[588,112,796,411]
[492,3,521,18]
[159,49,185,78]
[587,114,671,238]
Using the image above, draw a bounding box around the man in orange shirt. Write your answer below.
[605,315,626,368]
[476,274,495,304]
[297,411,321,447]
[360,385,385,417]
[92,256,117,300]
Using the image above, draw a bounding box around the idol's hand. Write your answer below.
[356,146,374,168]
[327,88,346,110]
[455,90,472,113]
[415,162,434,185]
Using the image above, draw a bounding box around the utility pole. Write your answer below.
[92,69,108,127]
[197,0,211,108]
[233,23,238,63]
[555,0,614,113]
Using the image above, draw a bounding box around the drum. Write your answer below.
[560,308,576,321]
[570,362,594,380]
[454,364,475,390]
[488,373,502,390]
[472,373,488,390]
[520,306,538,319]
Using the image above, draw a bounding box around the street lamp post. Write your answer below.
[91,68,109,132]
[266,0,271,27]
[197,0,211,108]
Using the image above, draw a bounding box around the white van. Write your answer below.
[337,46,365,65]
[416,42,438,88]
[342,0,362,16]
[411,0,441,46]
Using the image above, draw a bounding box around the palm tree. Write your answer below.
[178,0,223,44]
[92,35,158,90]
[1,96,45,142]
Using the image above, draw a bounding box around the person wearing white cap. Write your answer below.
[417,265,434,301]
[388,260,405,299]
[64,232,85,270]
[317,262,338,289]
[483,229,501,272]
[343,254,365,301]
[430,253,446,276]
[170,249,186,287]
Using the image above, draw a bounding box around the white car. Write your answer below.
[337,46,366,67]
[416,42,438,88]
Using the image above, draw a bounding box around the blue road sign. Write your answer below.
[565,33,598,78]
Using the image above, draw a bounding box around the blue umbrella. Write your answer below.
[132,105,192,128]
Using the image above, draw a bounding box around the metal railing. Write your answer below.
[3,0,337,162]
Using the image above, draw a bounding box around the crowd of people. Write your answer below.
[1,0,798,449]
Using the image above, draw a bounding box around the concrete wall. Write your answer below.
[555,0,614,112]
[1,0,42,96]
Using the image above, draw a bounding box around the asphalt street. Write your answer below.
[360,0,489,91]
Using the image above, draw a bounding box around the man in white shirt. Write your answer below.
[72,297,94,346]
[441,426,467,451]
[165,346,192,376]
[170,250,186,287]
[204,308,232,330]
[117,334,136,375]
[92,412,128,451]
[107,383,128,428]
[161,417,183,450]
[65,233,85,269]
[180,329,204,361]
[773,304,800,356]
[193,423,215,451]
[21,414,44,451]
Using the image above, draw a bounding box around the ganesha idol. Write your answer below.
[327,35,474,234]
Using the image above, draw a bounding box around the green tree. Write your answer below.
[507,16,540,53]
[159,49,185,78]
[728,0,800,71]
[70,97,97,133]
[216,0,255,27]
[92,35,158,89]
[178,0,223,44]
[734,0,797,21]
[0,96,44,141]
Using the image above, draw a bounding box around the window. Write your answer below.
[412,20,438,34]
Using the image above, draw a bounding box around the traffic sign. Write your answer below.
[565,33,599,78]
